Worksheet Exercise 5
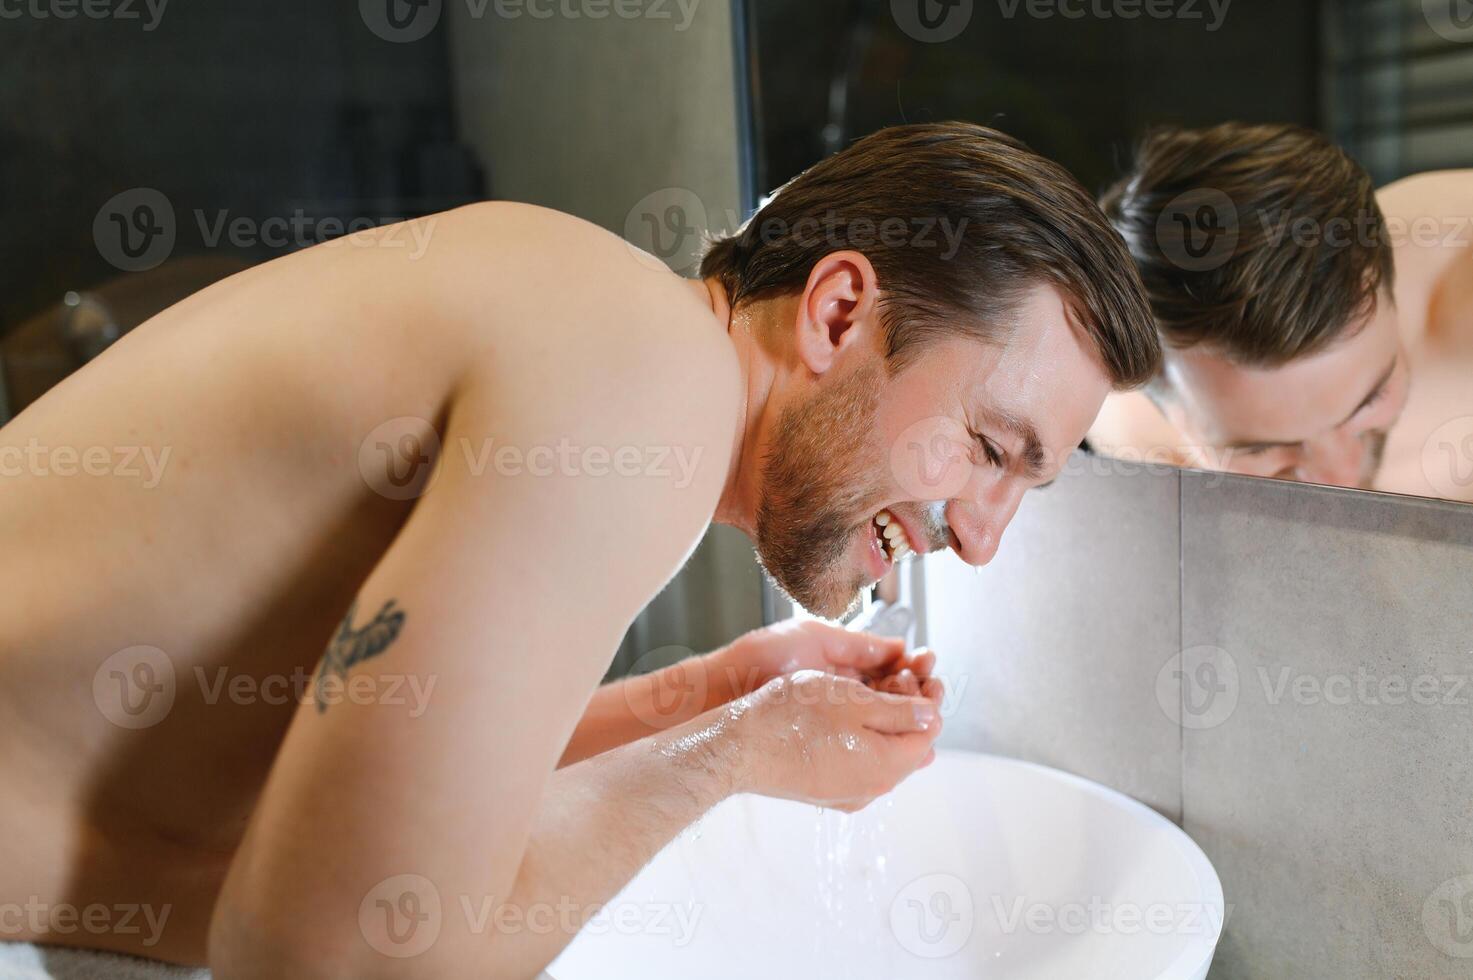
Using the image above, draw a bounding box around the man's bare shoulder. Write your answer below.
[427,201,740,421]
[1375,171,1473,345]
[434,203,742,610]
[1376,170,1473,277]
[1377,170,1473,220]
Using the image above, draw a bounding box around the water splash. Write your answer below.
[810,797,898,976]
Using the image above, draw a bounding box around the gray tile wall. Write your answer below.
[923,462,1473,979]
[925,453,1185,822]
[1180,472,1473,980]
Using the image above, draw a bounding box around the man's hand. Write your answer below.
[702,618,942,707]
[560,618,943,767]
[716,670,943,812]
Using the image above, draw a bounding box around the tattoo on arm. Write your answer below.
[314,599,407,714]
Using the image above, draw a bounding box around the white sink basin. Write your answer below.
[549,751,1222,980]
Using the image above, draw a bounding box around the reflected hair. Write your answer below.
[1101,122,1394,371]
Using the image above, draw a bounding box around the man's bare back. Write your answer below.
[0,202,741,963]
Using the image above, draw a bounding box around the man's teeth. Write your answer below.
[874,509,913,561]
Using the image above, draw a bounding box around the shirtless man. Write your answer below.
[1088,122,1473,502]
[0,122,1158,978]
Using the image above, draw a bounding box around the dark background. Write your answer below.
[745,0,1472,199]
[0,2,485,332]
[1,0,1467,414]
[746,0,1321,197]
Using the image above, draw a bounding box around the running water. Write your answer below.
[810,797,898,976]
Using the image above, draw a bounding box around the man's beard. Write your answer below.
[1358,429,1389,489]
[754,365,887,619]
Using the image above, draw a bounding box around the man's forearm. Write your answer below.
[560,652,741,766]
[501,708,741,976]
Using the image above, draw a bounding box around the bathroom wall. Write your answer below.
[924,456,1184,822]
[923,459,1473,979]
[444,0,766,665]
[1178,472,1473,979]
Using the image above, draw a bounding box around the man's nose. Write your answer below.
[945,484,1025,567]
[1299,431,1365,488]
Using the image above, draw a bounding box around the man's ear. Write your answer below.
[792,250,881,376]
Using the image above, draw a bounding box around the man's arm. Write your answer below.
[560,621,929,767]
[206,231,746,978]
[559,657,719,766]
[500,670,937,976]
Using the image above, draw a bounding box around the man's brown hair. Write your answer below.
[700,122,1160,388]
[1100,122,1393,370]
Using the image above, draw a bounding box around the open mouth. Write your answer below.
[871,508,915,563]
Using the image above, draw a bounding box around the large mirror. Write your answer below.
[745,0,1473,502]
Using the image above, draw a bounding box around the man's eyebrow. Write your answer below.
[1224,357,1398,452]
[1225,436,1302,453]
[976,405,1047,478]
[1340,357,1397,426]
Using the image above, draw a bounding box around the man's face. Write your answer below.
[754,283,1112,619]
[1156,294,1410,489]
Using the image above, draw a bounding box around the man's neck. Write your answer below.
[684,277,771,538]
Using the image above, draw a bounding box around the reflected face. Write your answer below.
[1156,293,1410,489]
[755,284,1111,619]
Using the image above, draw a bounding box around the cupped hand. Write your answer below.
[703,618,942,707]
[723,670,943,812]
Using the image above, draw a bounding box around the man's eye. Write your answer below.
[1360,384,1389,412]
[971,432,1002,466]
[1235,443,1289,458]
